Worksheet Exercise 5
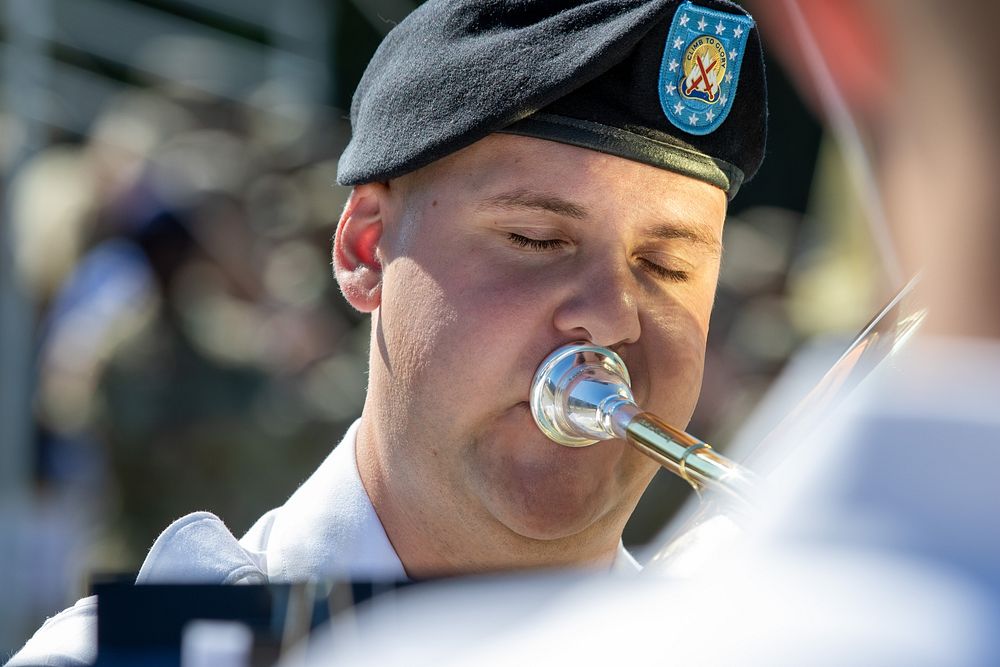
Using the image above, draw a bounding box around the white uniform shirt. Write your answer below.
[9,420,639,666]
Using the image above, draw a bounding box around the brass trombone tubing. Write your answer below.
[625,412,757,505]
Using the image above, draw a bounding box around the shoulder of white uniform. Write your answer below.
[6,595,97,667]
[7,512,267,667]
[238,506,281,576]
[136,511,267,585]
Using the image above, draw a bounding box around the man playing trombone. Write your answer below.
[10,1,768,663]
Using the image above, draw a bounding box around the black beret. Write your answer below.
[337,0,767,199]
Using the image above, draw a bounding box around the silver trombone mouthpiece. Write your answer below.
[529,343,639,447]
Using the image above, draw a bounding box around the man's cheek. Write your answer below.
[634,307,708,418]
[448,270,549,332]
[381,260,459,375]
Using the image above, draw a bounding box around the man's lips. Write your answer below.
[502,401,631,473]
[513,400,602,447]
[514,401,538,429]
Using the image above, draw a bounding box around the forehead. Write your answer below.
[401,134,727,225]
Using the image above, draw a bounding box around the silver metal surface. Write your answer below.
[529,343,634,447]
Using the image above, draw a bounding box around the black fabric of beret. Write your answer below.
[337,0,767,199]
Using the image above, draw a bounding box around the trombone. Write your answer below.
[528,277,926,532]
[529,343,758,506]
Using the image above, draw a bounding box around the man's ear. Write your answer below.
[333,183,388,312]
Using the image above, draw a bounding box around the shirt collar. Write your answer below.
[264,419,407,581]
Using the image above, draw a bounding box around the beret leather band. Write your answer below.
[501,112,744,198]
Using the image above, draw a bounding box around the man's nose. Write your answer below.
[551,260,641,347]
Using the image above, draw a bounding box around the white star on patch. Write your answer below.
[680,14,689,27]
[697,17,707,31]
[720,94,728,105]
[668,58,679,72]
[689,113,699,125]
[715,21,726,35]
[705,109,715,122]
[665,82,677,96]
[674,101,684,114]
[673,36,684,49]
[729,49,738,60]
[725,72,733,84]
[733,26,744,38]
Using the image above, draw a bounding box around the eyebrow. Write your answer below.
[478,188,721,253]
[647,222,721,255]
[477,189,588,219]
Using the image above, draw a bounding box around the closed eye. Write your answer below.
[507,233,566,251]
[638,257,689,283]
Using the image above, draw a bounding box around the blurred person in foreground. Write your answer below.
[295,1,1000,665]
[9,1,768,664]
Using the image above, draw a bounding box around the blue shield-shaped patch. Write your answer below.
[658,1,754,136]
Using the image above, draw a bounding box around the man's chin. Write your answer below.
[467,402,632,541]
[476,449,623,542]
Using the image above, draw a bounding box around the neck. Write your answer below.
[353,411,623,578]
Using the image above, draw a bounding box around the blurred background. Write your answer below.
[0,0,886,655]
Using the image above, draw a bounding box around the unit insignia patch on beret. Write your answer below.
[659,0,754,135]
[339,0,767,197]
